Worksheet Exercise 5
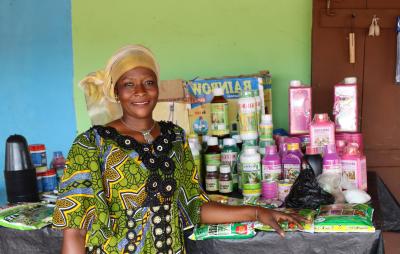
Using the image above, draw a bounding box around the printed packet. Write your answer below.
[189,222,255,240]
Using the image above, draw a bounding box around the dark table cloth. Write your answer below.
[0,172,398,254]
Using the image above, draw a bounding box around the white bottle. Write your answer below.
[238,90,258,141]
[240,146,262,191]
[259,114,273,155]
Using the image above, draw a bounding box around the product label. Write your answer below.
[241,163,261,190]
[219,180,233,193]
[278,183,292,201]
[205,154,221,166]
[262,164,282,181]
[238,101,257,135]
[206,178,219,192]
[259,125,273,142]
[283,164,300,180]
[334,86,357,132]
[290,88,311,133]
[210,103,229,136]
[221,152,238,173]
[341,159,358,189]
[311,127,334,148]
[322,164,342,175]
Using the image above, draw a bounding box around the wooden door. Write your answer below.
[312,0,400,203]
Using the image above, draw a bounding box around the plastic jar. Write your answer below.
[28,144,47,167]
[243,189,261,205]
[42,169,57,192]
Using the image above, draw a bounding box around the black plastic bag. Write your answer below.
[285,160,335,209]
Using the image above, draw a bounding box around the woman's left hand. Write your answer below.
[257,207,306,237]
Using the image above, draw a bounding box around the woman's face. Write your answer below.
[115,67,159,120]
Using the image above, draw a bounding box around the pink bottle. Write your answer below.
[333,77,359,132]
[282,142,303,181]
[341,144,367,191]
[322,144,342,175]
[262,145,282,181]
[289,80,312,135]
[310,113,335,153]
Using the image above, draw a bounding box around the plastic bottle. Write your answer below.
[240,146,262,191]
[309,113,335,153]
[188,133,202,152]
[210,87,229,137]
[289,80,312,135]
[52,151,66,183]
[322,144,342,175]
[282,142,302,180]
[303,146,323,176]
[341,144,367,191]
[238,90,258,141]
[262,145,282,181]
[221,138,239,191]
[232,134,242,150]
[204,137,221,189]
[259,114,273,156]
[219,164,233,194]
[205,165,219,194]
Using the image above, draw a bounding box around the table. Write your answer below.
[0,172,398,254]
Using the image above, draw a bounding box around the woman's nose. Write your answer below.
[133,84,146,95]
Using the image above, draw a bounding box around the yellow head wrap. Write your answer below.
[79,44,159,125]
[103,44,160,102]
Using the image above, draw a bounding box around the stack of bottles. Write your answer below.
[28,144,66,193]
[188,77,367,205]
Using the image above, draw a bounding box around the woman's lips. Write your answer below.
[131,100,150,106]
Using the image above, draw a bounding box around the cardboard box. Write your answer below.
[185,71,272,135]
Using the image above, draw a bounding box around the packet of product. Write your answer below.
[314,203,375,232]
[254,208,316,233]
[0,203,54,230]
[189,222,255,240]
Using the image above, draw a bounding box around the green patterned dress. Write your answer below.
[52,121,208,254]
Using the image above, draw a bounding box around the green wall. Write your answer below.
[72,0,312,132]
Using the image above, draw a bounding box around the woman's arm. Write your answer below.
[62,228,87,254]
[200,202,303,237]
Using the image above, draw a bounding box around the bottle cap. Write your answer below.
[53,151,63,158]
[28,144,46,152]
[290,80,302,87]
[261,114,272,124]
[219,164,231,173]
[244,146,258,154]
[305,146,319,155]
[287,143,300,151]
[223,138,235,147]
[314,113,329,122]
[265,145,277,155]
[206,165,218,172]
[207,137,218,146]
[232,134,242,144]
[213,87,224,96]
[344,77,357,84]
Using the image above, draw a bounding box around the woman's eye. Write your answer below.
[124,82,135,88]
[144,80,155,87]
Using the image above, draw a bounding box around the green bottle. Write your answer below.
[221,138,240,191]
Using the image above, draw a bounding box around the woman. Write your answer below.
[53,45,302,254]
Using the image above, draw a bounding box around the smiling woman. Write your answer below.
[53,45,303,254]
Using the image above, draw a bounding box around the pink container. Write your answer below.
[262,180,278,199]
[310,113,335,153]
[289,80,312,135]
[322,144,342,175]
[341,144,367,191]
[333,78,359,132]
[336,133,364,154]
